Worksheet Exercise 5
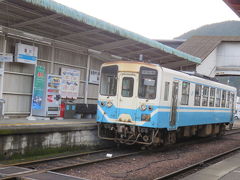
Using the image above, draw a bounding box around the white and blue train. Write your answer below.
[97,61,236,145]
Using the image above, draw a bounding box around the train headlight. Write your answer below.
[106,101,113,107]
[141,114,151,121]
[140,104,147,111]
[148,105,153,111]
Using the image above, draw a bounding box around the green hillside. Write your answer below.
[176,21,240,40]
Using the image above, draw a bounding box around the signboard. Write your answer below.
[0,54,13,62]
[46,75,62,116]
[61,68,80,99]
[32,66,46,110]
[15,43,38,65]
[89,69,100,84]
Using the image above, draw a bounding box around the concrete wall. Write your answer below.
[0,33,104,116]
[0,126,105,159]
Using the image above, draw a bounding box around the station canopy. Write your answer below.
[224,0,240,17]
[0,0,201,69]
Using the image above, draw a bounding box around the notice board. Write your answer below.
[61,68,80,99]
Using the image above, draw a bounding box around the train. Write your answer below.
[96,61,236,145]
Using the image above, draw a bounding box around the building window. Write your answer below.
[122,77,134,97]
[202,86,209,106]
[181,81,190,105]
[215,89,221,107]
[164,82,170,101]
[209,88,215,107]
[194,85,202,106]
[221,90,226,107]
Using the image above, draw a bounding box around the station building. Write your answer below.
[0,0,200,118]
[177,36,240,95]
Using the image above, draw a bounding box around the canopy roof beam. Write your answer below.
[90,39,136,51]
[56,29,101,39]
[11,14,62,28]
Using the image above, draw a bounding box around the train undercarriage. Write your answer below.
[98,122,229,146]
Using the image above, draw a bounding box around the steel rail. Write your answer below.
[0,150,143,180]
[0,149,110,168]
[154,145,240,179]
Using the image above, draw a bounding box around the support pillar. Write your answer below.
[84,55,91,104]
[0,35,7,117]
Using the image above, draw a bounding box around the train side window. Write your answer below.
[181,81,190,105]
[202,86,209,106]
[221,90,226,107]
[226,91,230,108]
[164,82,170,101]
[215,89,221,107]
[194,85,202,106]
[209,88,215,107]
[121,77,134,97]
[230,93,235,108]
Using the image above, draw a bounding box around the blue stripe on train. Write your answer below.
[97,104,233,130]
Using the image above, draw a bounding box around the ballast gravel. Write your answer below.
[61,132,240,180]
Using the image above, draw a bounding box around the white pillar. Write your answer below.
[0,35,6,99]
[0,35,6,117]
[50,42,55,74]
[84,55,91,104]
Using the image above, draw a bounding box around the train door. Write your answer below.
[170,81,179,127]
[117,74,137,122]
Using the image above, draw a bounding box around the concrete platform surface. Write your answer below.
[0,117,97,136]
[182,151,240,180]
[0,118,96,128]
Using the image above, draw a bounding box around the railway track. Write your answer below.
[0,148,143,180]
[154,129,240,180]
[1,128,240,180]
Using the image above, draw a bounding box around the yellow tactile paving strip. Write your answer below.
[0,121,96,127]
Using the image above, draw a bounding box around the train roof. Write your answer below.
[101,61,236,91]
[162,67,236,91]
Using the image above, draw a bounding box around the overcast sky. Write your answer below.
[55,0,239,39]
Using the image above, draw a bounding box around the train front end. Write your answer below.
[97,61,160,145]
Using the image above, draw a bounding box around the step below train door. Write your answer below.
[170,81,179,127]
[117,73,137,124]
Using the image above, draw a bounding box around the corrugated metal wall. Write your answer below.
[0,34,103,116]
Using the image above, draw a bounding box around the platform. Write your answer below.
[182,150,240,180]
[0,117,103,159]
[0,118,96,134]
[0,118,96,128]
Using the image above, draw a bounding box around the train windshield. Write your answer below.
[138,67,157,99]
[100,65,118,96]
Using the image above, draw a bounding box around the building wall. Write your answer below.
[0,33,103,116]
[196,42,240,77]
[216,42,240,70]
[196,49,217,77]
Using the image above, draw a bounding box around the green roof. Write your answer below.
[22,0,201,64]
